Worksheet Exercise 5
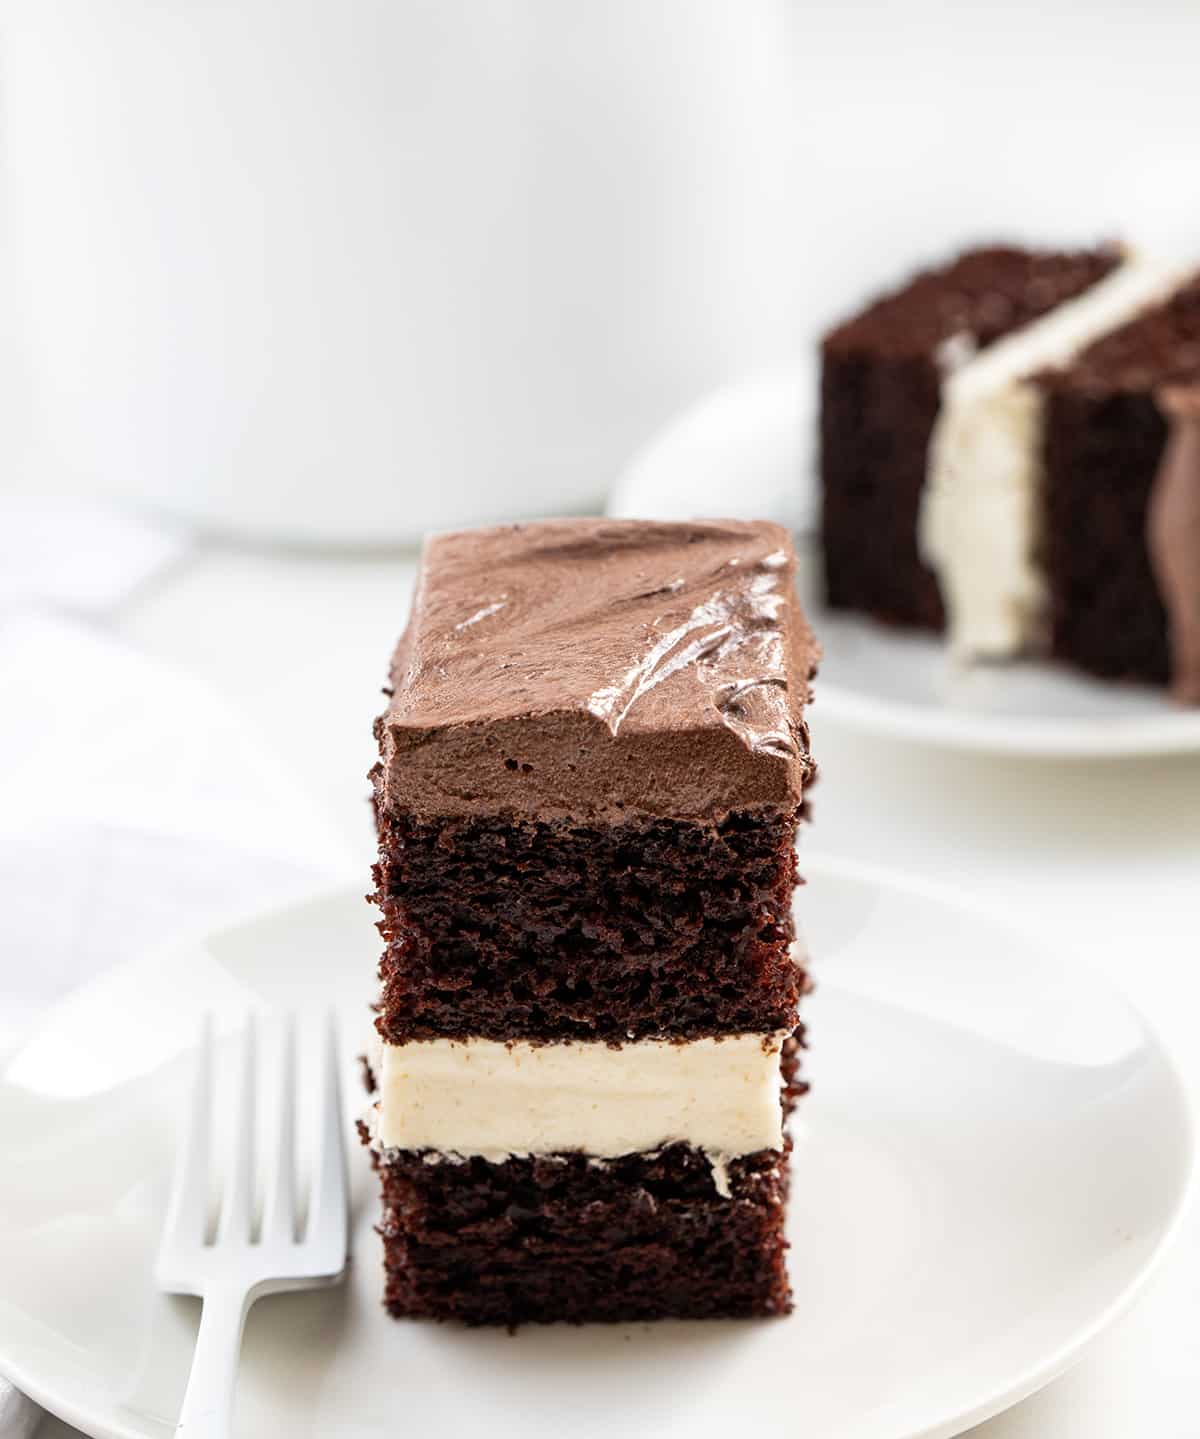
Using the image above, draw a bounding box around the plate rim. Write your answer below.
[808,859,1197,1438]
[816,679,1200,759]
[0,856,1194,1439]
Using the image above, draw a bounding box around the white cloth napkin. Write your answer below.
[0,493,189,616]
[0,495,354,1436]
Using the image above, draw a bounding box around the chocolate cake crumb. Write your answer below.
[372,1144,793,1326]
[372,805,804,1043]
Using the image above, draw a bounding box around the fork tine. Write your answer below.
[306,1011,348,1272]
[217,1013,257,1244]
[157,1014,214,1269]
[261,1012,296,1245]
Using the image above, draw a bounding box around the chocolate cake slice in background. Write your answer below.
[364,518,819,1325]
[819,241,1200,701]
[819,245,1119,630]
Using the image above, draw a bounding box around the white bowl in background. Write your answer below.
[0,2,805,544]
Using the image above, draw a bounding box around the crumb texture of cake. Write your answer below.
[373,805,801,1042]
[365,518,818,1326]
[374,1145,792,1325]
[820,245,1119,630]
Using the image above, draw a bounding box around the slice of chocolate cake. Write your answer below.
[821,242,1200,701]
[820,245,1120,630]
[920,254,1190,663]
[363,518,819,1325]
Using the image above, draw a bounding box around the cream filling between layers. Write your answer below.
[371,1033,789,1198]
[920,256,1194,659]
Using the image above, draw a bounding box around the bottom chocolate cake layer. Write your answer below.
[368,1142,792,1326]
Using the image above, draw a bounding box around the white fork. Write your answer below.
[156,1013,349,1437]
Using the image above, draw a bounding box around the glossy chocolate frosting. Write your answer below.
[377,519,819,821]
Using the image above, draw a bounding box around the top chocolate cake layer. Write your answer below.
[822,245,1119,362]
[376,519,818,821]
[1038,273,1200,394]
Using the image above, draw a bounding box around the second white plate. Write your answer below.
[803,564,1200,756]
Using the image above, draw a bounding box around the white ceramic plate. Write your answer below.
[0,859,1191,1439]
[608,379,1200,757]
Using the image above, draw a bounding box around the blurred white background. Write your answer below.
[3,0,1198,538]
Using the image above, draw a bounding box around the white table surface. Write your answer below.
[34,539,1200,1437]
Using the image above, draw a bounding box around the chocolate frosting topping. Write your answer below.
[378,519,819,820]
[1149,386,1200,704]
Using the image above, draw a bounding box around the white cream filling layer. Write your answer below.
[371,1033,788,1196]
[920,256,1193,659]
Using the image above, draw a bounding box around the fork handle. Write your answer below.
[175,1285,252,1437]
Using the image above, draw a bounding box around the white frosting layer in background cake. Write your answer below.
[920,256,1193,659]
[371,1032,788,1197]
